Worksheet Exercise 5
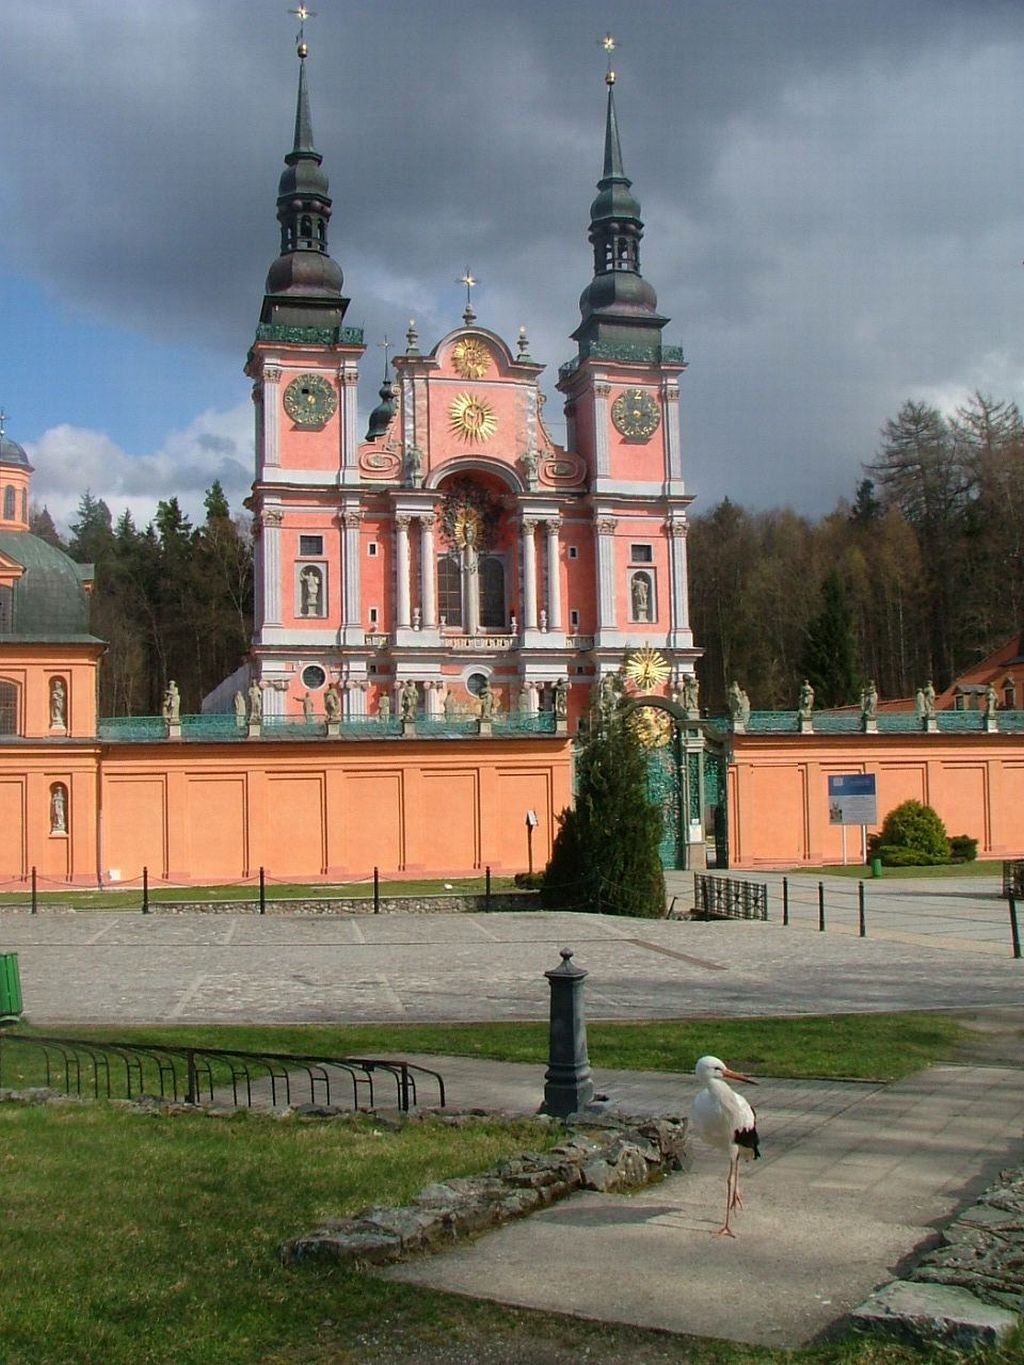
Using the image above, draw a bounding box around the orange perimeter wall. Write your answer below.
[728,733,1024,868]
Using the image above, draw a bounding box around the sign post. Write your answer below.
[827,774,878,865]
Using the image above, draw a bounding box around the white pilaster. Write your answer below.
[522,518,539,631]
[594,382,611,477]
[395,515,412,629]
[662,378,682,486]
[668,515,692,645]
[342,509,362,638]
[341,368,359,476]
[466,546,480,634]
[545,519,563,632]
[595,516,617,631]
[420,515,438,628]
[262,368,281,469]
[262,508,283,627]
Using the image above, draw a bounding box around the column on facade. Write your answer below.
[593,383,611,478]
[262,368,281,467]
[465,542,481,634]
[668,516,690,635]
[545,518,562,632]
[594,516,617,630]
[342,509,362,629]
[662,378,682,483]
[395,515,412,629]
[419,514,437,628]
[261,507,283,626]
[521,518,539,631]
[341,368,359,473]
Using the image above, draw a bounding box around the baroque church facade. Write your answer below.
[226,43,699,727]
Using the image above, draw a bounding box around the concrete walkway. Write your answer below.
[384,1054,1024,1348]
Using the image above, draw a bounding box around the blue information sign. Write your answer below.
[827,774,877,825]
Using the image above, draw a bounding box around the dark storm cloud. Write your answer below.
[3,0,1024,514]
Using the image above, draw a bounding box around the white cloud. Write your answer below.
[26,403,253,533]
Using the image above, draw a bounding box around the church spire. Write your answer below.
[259,30,349,332]
[572,48,666,354]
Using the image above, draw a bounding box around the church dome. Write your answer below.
[0,530,98,641]
[265,248,344,298]
[0,435,31,471]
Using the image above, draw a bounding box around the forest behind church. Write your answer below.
[29,391,1024,717]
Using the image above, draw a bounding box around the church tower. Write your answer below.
[243,32,368,718]
[557,56,697,686]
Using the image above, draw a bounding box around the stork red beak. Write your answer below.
[723,1067,757,1085]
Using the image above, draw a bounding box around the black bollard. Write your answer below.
[540,948,594,1119]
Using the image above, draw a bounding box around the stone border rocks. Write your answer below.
[280,1112,687,1268]
[851,1165,1024,1348]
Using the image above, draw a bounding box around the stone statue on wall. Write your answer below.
[50,677,66,728]
[553,677,568,719]
[728,680,751,726]
[248,681,263,723]
[478,679,495,721]
[302,691,314,723]
[681,674,699,714]
[986,681,999,716]
[861,679,878,721]
[404,445,424,487]
[631,573,651,622]
[915,680,936,719]
[443,689,456,720]
[233,690,246,724]
[378,692,392,722]
[797,678,815,720]
[50,785,67,834]
[521,447,539,488]
[400,680,418,722]
[324,687,341,722]
[300,566,322,617]
[161,680,180,723]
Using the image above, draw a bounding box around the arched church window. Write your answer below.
[300,214,313,242]
[20,489,27,522]
[480,556,506,630]
[317,220,325,244]
[0,680,19,735]
[0,586,13,632]
[1004,676,1017,710]
[630,571,654,623]
[3,486,14,519]
[437,556,462,628]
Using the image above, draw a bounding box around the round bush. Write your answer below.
[878,800,951,862]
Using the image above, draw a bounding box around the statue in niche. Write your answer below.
[797,678,815,720]
[728,681,751,726]
[233,691,246,724]
[50,785,67,834]
[161,680,180,723]
[300,565,322,617]
[521,448,540,488]
[324,687,341,722]
[378,692,392,722]
[302,691,314,723]
[404,445,424,487]
[598,673,619,719]
[400,680,418,722]
[50,678,67,728]
[478,679,495,721]
[248,681,263,723]
[682,674,699,714]
[631,573,651,622]
[861,679,878,721]
[553,678,568,719]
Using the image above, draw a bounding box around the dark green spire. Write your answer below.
[259,43,349,332]
[572,74,667,353]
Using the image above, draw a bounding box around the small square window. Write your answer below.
[368,542,378,557]
[570,609,580,628]
[630,544,653,563]
[299,535,323,556]
[369,607,378,624]
[568,546,578,560]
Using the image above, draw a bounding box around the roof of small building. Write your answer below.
[0,530,101,643]
[0,434,31,471]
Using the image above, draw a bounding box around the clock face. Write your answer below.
[283,373,338,427]
[612,388,661,442]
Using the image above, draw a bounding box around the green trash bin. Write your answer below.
[0,952,23,1020]
[870,857,883,879]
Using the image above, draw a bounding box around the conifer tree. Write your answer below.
[541,690,665,917]
[800,570,859,707]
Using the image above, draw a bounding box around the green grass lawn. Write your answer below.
[787,859,1005,880]
[2,1012,968,1090]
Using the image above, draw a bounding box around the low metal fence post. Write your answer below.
[1009,895,1022,961]
[858,881,866,937]
[782,876,789,927]
[485,866,492,912]
[818,881,825,932]
[373,866,380,915]
[186,1048,198,1104]
[31,866,37,915]
[259,866,266,915]
[142,866,150,915]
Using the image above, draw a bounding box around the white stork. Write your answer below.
[690,1055,761,1237]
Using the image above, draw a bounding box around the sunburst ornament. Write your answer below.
[628,706,672,749]
[452,337,491,380]
[625,646,671,693]
[449,392,497,442]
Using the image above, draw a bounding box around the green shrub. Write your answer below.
[950,834,978,863]
[513,871,544,890]
[877,799,951,862]
[876,844,946,867]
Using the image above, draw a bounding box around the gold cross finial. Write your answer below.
[457,267,478,322]
[601,32,617,85]
[290,5,315,56]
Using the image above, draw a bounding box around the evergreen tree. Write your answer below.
[28,504,66,549]
[541,695,665,918]
[800,570,859,707]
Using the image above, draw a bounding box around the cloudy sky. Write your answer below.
[2,0,1023,531]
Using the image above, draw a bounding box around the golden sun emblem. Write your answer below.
[449,392,497,442]
[625,646,671,693]
[452,337,491,380]
[628,707,672,750]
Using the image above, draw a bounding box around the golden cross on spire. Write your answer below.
[601,32,618,86]
[379,334,392,377]
[457,267,478,322]
[290,5,315,55]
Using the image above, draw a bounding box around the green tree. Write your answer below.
[799,570,859,707]
[28,504,66,549]
[541,698,665,918]
[873,800,951,866]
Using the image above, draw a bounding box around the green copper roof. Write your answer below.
[0,530,100,642]
[0,435,31,470]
